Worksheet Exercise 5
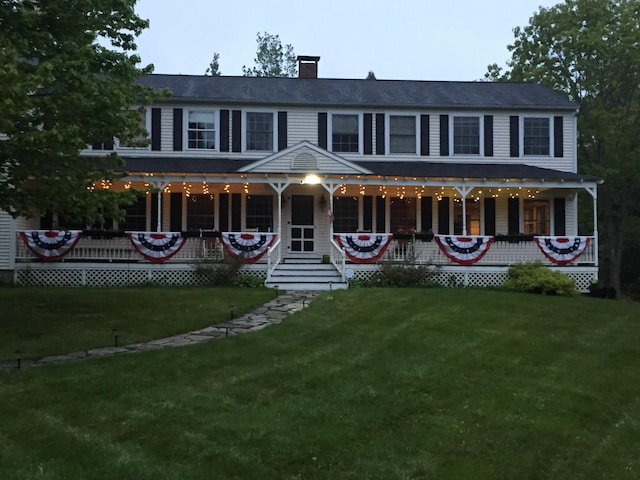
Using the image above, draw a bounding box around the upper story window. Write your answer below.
[523,117,550,156]
[389,115,417,154]
[187,110,217,150]
[453,116,480,155]
[331,113,360,153]
[116,107,150,150]
[246,111,274,151]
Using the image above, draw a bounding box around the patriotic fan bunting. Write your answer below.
[128,232,187,263]
[334,234,393,263]
[435,235,494,265]
[20,230,82,261]
[220,232,277,263]
[534,236,591,265]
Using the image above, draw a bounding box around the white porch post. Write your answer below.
[268,182,290,239]
[454,186,474,236]
[149,181,169,232]
[586,186,599,268]
[322,183,342,238]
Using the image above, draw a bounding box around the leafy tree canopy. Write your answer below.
[0,0,164,226]
[486,0,640,292]
[205,51,221,76]
[242,32,297,77]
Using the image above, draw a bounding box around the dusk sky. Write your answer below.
[132,0,559,81]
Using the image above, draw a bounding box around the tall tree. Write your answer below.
[486,0,640,294]
[205,52,221,76]
[0,0,162,226]
[242,32,297,78]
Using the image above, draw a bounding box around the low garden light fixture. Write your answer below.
[112,328,119,348]
[15,349,23,369]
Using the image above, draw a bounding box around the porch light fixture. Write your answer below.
[302,174,321,185]
[319,194,327,210]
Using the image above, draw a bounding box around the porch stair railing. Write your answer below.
[329,238,347,283]
[266,238,282,285]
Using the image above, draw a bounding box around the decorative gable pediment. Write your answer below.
[238,141,372,175]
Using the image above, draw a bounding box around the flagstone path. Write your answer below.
[1,290,320,371]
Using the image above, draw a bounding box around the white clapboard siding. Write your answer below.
[0,211,16,269]
[161,107,173,151]
[493,114,511,159]
[287,110,317,146]
[495,197,509,235]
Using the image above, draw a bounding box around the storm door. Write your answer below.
[290,195,315,252]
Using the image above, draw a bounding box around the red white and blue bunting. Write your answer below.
[334,234,393,263]
[534,236,591,265]
[220,232,277,263]
[128,232,187,263]
[435,235,494,265]
[19,230,82,262]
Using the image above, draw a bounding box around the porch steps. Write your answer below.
[265,259,349,291]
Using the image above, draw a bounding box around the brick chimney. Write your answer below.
[297,56,320,79]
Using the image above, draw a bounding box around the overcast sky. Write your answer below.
[133,0,558,81]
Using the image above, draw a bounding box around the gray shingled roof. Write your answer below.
[122,157,599,183]
[138,75,577,111]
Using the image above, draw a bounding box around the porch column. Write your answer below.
[585,186,599,268]
[268,182,290,239]
[149,180,169,232]
[454,186,474,236]
[322,183,342,238]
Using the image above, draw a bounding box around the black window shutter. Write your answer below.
[363,113,373,155]
[318,113,327,149]
[420,114,430,156]
[484,115,493,157]
[439,115,449,156]
[278,111,287,151]
[421,196,433,231]
[484,198,496,236]
[231,193,241,231]
[508,197,520,234]
[170,192,183,232]
[104,141,113,150]
[218,194,229,232]
[554,116,564,157]
[151,108,162,151]
[375,196,386,233]
[375,113,385,155]
[232,110,242,152]
[363,196,373,231]
[173,108,183,151]
[219,109,229,152]
[438,197,450,234]
[554,197,566,235]
[509,116,519,157]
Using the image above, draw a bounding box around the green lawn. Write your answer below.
[1,288,639,479]
[0,286,274,362]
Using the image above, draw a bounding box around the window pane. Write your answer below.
[187,111,216,149]
[246,112,273,151]
[524,118,550,156]
[332,114,359,152]
[453,116,480,155]
[245,195,273,231]
[121,196,147,231]
[333,196,359,232]
[390,197,416,233]
[523,200,550,235]
[390,115,416,153]
[453,199,481,235]
[186,194,215,230]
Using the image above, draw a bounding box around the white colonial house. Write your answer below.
[0,57,601,290]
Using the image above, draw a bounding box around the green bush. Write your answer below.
[368,262,436,288]
[195,255,246,286]
[503,262,578,296]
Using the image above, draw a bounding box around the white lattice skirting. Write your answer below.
[14,262,597,292]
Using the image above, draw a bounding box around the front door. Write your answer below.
[290,195,315,253]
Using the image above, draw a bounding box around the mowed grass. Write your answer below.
[0,286,274,362]
[1,288,640,479]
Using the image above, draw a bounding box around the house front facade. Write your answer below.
[1,58,601,290]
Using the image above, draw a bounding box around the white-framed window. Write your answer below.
[245,111,275,151]
[186,109,217,150]
[388,114,418,154]
[522,117,551,156]
[523,199,550,235]
[116,107,150,150]
[330,113,362,153]
[452,115,481,155]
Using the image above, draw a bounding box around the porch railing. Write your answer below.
[266,238,282,284]
[329,238,346,282]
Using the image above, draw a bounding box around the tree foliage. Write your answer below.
[205,51,221,76]
[487,0,640,293]
[242,32,297,78]
[0,0,163,226]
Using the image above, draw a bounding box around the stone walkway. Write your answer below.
[1,291,320,371]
